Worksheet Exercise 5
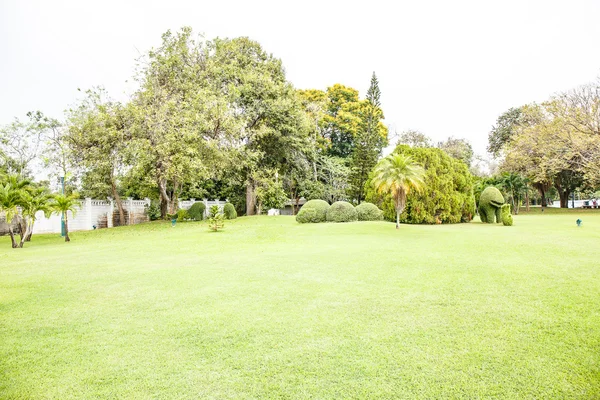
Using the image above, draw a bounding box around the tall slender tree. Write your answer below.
[349,72,388,203]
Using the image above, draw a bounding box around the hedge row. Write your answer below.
[296,200,382,224]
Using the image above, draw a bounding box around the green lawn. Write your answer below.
[1,214,600,399]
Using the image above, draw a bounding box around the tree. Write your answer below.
[18,187,52,247]
[397,130,432,148]
[0,178,26,248]
[498,172,525,214]
[67,88,129,225]
[368,146,475,225]
[488,107,529,157]
[370,153,425,229]
[438,137,474,167]
[51,193,79,242]
[348,72,388,203]
[0,111,47,177]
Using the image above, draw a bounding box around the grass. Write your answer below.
[1,214,600,399]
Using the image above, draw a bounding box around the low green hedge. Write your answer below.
[326,201,358,223]
[356,202,383,221]
[223,203,237,219]
[187,202,206,221]
[296,199,330,223]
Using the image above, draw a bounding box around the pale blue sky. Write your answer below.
[1,0,599,156]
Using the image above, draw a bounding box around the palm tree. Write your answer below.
[371,154,426,229]
[51,193,80,242]
[19,188,53,247]
[0,182,23,248]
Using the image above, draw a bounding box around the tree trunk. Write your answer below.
[559,190,570,208]
[525,187,530,212]
[246,181,256,216]
[19,220,33,248]
[157,178,170,219]
[8,227,18,248]
[396,212,400,229]
[112,180,126,226]
[64,216,70,242]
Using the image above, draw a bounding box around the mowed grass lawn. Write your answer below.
[1,214,600,399]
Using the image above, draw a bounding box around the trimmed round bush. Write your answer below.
[326,201,358,223]
[356,202,383,221]
[296,199,330,223]
[187,202,206,221]
[223,203,237,219]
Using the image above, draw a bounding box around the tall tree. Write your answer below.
[370,153,425,229]
[67,88,129,225]
[397,130,432,148]
[348,72,388,203]
[51,193,79,242]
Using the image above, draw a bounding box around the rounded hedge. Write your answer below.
[187,202,206,221]
[296,199,330,223]
[356,202,383,221]
[223,203,237,219]
[326,201,358,223]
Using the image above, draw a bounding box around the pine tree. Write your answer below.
[348,72,388,203]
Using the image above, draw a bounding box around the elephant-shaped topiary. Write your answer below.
[478,187,505,223]
[501,204,513,226]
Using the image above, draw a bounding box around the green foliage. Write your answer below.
[209,205,221,218]
[256,181,288,211]
[355,202,383,221]
[145,200,162,221]
[187,202,206,221]
[296,199,330,223]
[176,208,188,222]
[366,146,475,224]
[479,187,505,224]
[326,201,358,223]
[501,204,513,226]
[223,203,237,219]
[208,213,225,231]
[437,137,474,167]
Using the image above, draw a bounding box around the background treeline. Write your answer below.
[2,26,599,223]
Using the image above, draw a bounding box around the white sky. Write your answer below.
[1,0,599,156]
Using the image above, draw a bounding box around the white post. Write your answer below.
[203,198,208,218]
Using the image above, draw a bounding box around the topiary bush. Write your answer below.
[356,202,383,221]
[187,202,206,221]
[223,203,237,219]
[145,200,161,221]
[479,187,504,223]
[296,199,330,223]
[501,203,513,226]
[326,201,358,223]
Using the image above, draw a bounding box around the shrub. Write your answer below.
[356,202,383,221]
[145,200,161,221]
[176,208,188,222]
[223,203,237,219]
[501,204,513,226]
[208,213,224,231]
[326,201,358,223]
[296,199,330,223]
[187,202,206,221]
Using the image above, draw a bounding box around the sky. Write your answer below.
[1,0,600,157]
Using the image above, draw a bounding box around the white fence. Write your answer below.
[1,198,228,235]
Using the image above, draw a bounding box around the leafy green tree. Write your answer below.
[18,187,53,246]
[488,107,526,157]
[370,153,425,229]
[0,177,26,248]
[367,146,475,225]
[349,72,388,203]
[51,193,80,242]
[67,88,129,225]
